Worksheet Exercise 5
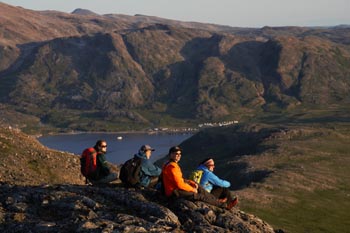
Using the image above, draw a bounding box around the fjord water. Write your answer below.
[38,133,192,165]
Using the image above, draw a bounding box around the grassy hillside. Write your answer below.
[173,119,350,233]
[237,124,350,233]
[0,125,85,185]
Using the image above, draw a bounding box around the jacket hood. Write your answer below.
[135,152,147,159]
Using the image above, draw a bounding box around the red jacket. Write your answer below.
[162,161,196,197]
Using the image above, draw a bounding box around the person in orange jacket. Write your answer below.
[161,146,236,210]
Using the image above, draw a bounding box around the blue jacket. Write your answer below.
[135,152,161,187]
[197,164,231,192]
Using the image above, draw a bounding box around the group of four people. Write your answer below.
[83,140,238,210]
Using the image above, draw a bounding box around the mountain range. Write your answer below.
[1,2,350,132]
[1,3,350,232]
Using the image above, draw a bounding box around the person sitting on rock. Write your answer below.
[161,146,236,210]
[135,144,162,188]
[196,158,238,207]
[81,140,118,185]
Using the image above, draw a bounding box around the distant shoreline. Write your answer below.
[37,129,195,138]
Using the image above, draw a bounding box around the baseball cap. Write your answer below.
[169,146,182,154]
[140,144,155,152]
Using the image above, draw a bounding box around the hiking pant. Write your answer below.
[211,186,234,202]
[172,185,224,207]
[90,172,118,185]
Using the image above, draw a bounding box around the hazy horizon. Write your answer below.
[1,0,349,28]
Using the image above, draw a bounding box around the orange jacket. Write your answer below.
[162,161,196,197]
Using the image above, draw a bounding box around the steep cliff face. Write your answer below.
[270,36,350,105]
[7,33,154,110]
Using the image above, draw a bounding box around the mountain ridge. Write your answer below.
[0,2,350,134]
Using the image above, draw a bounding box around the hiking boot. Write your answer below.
[226,197,238,210]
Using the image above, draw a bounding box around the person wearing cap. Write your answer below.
[197,157,238,208]
[134,144,162,188]
[161,146,235,210]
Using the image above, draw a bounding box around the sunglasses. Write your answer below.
[101,145,107,148]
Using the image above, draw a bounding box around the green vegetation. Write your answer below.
[242,189,350,233]
[28,159,39,171]
[250,126,350,232]
[28,159,57,182]
[176,119,350,233]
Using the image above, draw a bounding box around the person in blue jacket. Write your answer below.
[197,158,238,207]
[134,144,162,188]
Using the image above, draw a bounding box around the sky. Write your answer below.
[1,0,349,28]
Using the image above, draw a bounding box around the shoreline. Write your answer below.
[38,129,196,138]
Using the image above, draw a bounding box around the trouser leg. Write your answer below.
[172,187,225,208]
[172,189,195,199]
[91,172,118,184]
[211,186,234,202]
[194,186,223,207]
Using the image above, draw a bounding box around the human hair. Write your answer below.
[94,140,106,150]
[199,157,214,166]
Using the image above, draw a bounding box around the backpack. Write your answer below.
[119,156,142,187]
[80,147,98,179]
[188,169,204,184]
[155,161,173,195]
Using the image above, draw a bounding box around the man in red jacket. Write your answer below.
[162,146,235,210]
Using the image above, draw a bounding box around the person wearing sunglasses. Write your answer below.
[161,146,235,210]
[81,140,118,185]
[134,144,162,188]
[196,158,238,209]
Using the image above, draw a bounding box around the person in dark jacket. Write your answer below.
[134,144,162,188]
[89,140,118,185]
[197,158,238,207]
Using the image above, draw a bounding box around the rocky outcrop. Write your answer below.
[0,183,276,233]
[0,126,278,232]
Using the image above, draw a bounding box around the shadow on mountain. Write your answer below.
[150,59,198,119]
[224,40,265,82]
[0,42,44,99]
[176,124,282,190]
[180,34,221,64]
[229,161,274,190]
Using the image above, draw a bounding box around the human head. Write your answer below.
[95,140,107,153]
[169,146,182,163]
[200,157,215,171]
[139,144,155,159]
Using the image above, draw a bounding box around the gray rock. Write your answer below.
[0,184,276,232]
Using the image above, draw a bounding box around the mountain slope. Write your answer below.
[0,126,84,185]
[172,122,350,233]
[1,2,350,133]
